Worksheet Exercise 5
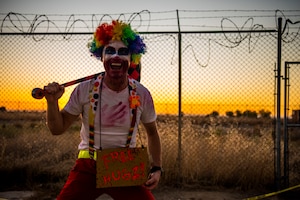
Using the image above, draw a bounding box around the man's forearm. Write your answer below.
[148,132,162,167]
[46,101,64,135]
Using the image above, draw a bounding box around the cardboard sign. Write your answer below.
[96,147,149,188]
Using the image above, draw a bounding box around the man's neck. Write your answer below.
[104,75,128,92]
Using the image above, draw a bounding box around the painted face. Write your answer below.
[102,40,131,80]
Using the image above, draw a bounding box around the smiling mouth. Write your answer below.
[110,62,122,69]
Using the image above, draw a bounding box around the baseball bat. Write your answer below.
[31,72,101,99]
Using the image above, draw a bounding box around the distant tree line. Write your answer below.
[210,109,272,118]
[0,105,272,118]
[0,106,7,112]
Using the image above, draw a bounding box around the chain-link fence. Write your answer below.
[1,11,300,197]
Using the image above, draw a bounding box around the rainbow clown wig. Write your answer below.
[88,20,146,79]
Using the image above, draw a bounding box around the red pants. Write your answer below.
[57,159,155,200]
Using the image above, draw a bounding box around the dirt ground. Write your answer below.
[0,189,272,200]
[0,190,244,200]
[0,188,283,200]
[152,188,248,200]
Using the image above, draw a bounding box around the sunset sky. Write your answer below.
[1,0,299,116]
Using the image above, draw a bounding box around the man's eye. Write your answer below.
[118,48,129,55]
[105,47,116,55]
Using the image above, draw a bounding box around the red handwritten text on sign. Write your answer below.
[101,149,135,169]
[96,147,149,188]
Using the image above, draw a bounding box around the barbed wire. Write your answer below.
[1,10,299,33]
[0,10,299,67]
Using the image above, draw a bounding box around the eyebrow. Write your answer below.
[106,46,127,49]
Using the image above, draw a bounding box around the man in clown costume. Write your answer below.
[44,20,162,200]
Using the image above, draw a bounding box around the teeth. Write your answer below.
[111,63,121,67]
[110,62,122,70]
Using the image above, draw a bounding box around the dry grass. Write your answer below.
[0,113,80,195]
[153,116,275,190]
[0,112,299,198]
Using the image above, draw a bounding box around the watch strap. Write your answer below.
[150,166,163,175]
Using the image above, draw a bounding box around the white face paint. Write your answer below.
[102,40,131,80]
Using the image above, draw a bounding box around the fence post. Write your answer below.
[283,61,289,188]
[176,9,182,187]
[275,17,282,190]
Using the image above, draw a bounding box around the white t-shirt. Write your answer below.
[63,75,156,150]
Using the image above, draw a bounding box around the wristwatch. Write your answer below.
[150,166,164,176]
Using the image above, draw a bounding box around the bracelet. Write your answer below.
[150,166,163,176]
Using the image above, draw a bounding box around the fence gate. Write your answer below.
[283,61,300,187]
